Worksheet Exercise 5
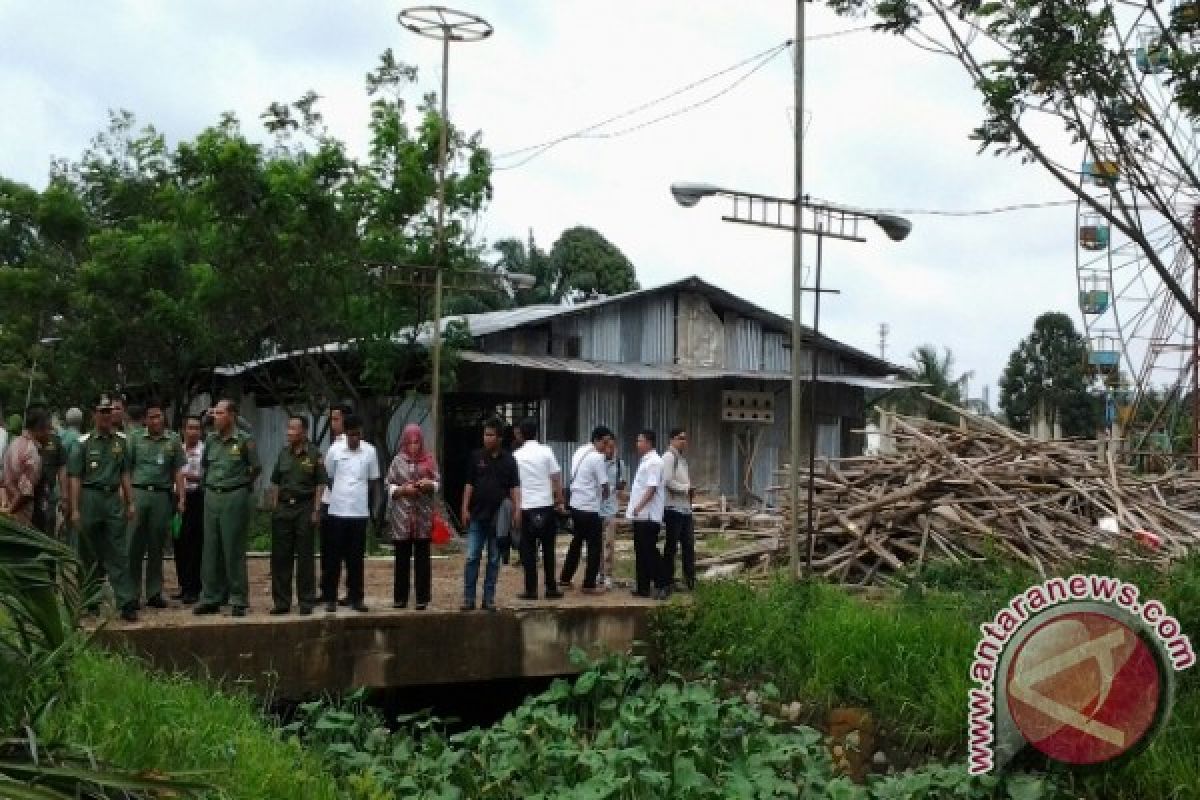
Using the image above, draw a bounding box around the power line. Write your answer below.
[491,25,876,171]
[849,199,1079,216]
[493,40,791,169]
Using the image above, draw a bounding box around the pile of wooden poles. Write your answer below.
[769,399,1200,586]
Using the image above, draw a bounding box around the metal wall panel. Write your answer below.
[763,332,789,372]
[640,293,675,364]
[724,315,764,371]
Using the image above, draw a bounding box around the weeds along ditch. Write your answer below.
[650,555,1200,800]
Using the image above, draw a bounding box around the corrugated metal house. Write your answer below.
[439,276,907,508]
[214,275,908,508]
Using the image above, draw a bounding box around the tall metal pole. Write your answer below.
[430,34,450,472]
[399,6,491,469]
[789,0,807,579]
[1192,206,1199,465]
[805,228,824,574]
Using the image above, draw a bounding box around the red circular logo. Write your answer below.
[1005,611,1161,765]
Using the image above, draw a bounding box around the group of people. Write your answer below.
[1,392,699,620]
[459,417,696,609]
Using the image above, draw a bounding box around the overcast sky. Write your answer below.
[0,1,1089,403]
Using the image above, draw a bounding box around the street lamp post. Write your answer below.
[670,183,910,578]
[398,5,492,466]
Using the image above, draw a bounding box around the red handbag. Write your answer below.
[431,513,452,545]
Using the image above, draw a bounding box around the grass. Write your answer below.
[651,554,1200,799]
[40,650,341,800]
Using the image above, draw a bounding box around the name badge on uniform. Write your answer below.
[156,452,165,466]
[90,461,98,470]
[231,444,241,456]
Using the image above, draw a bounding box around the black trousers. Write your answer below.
[633,520,665,594]
[519,506,557,595]
[561,509,602,589]
[664,509,696,588]
[394,539,431,606]
[318,504,335,601]
[322,515,368,604]
[175,489,204,597]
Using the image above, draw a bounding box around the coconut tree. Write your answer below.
[894,344,973,424]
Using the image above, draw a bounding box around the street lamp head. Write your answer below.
[872,213,913,242]
[670,182,722,208]
[507,272,536,291]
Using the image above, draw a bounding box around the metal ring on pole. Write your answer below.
[398,6,493,42]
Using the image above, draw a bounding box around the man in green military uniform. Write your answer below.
[268,415,326,615]
[127,401,186,610]
[194,398,260,618]
[68,394,138,622]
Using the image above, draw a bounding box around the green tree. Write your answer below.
[893,344,970,424]
[999,312,1098,436]
[823,0,1200,326]
[539,226,639,303]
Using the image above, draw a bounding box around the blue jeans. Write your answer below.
[463,517,501,605]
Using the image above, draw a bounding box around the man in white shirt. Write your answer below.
[322,414,379,613]
[512,417,565,600]
[560,425,612,594]
[626,429,667,599]
[318,404,348,605]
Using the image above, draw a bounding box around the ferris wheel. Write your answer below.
[1074,0,1200,459]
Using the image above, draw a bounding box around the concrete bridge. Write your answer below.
[94,555,656,697]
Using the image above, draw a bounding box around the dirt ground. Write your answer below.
[121,538,659,628]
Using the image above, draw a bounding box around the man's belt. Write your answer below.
[132,484,171,492]
[206,483,250,494]
[82,484,118,493]
[280,492,314,506]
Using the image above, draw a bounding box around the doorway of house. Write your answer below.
[442,394,540,526]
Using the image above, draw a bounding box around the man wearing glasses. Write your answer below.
[661,427,695,594]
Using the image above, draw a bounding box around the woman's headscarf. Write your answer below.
[400,423,437,473]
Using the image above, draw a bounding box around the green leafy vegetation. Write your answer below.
[285,650,1044,799]
[1,515,205,797]
[41,650,338,800]
[652,557,1200,799]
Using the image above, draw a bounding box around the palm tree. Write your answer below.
[894,344,973,424]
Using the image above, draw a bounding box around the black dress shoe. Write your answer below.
[482,601,497,612]
[169,592,185,601]
[392,601,407,609]
[415,603,427,611]
[338,596,351,607]
[460,602,476,612]
[181,594,198,605]
[324,602,336,613]
[120,606,138,622]
[298,605,313,615]
[231,606,247,618]
[352,603,369,613]
[193,603,220,615]
[545,590,564,599]
[516,592,538,601]
[146,595,168,609]
[269,606,290,615]
[631,590,653,598]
